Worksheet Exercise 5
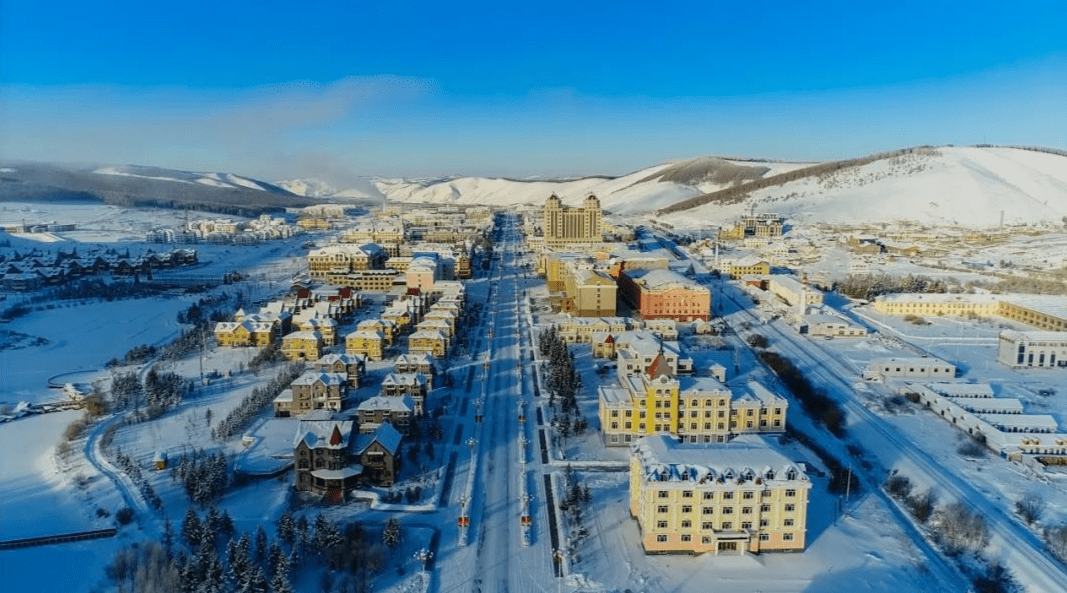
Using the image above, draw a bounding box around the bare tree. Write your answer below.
[1015,491,1045,526]
[937,501,988,554]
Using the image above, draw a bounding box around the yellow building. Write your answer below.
[281,331,323,361]
[554,317,631,344]
[358,319,398,346]
[599,360,787,447]
[346,330,385,361]
[725,256,770,279]
[630,435,811,555]
[214,320,276,347]
[408,329,448,358]
[296,317,338,347]
[542,194,603,248]
[872,293,1000,317]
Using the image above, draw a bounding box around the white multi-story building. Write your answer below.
[997,330,1067,369]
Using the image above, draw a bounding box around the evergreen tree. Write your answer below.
[255,526,268,562]
[182,507,202,548]
[276,509,295,545]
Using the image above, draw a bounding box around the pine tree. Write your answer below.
[182,507,202,548]
[255,526,268,562]
[162,518,175,554]
[276,509,295,545]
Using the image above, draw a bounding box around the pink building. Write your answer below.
[618,268,710,322]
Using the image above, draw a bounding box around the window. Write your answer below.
[611,410,619,417]
[682,490,693,498]
[681,534,691,542]
[786,489,796,497]
[658,490,669,498]
[657,520,668,529]
[657,505,669,514]
[702,536,712,544]
[785,504,795,512]
[742,507,752,515]
[783,533,794,541]
[702,507,713,515]
[722,506,734,514]
[761,504,771,513]
[722,521,733,530]
[743,491,754,500]
[784,519,794,527]
[723,492,734,500]
[742,521,752,530]
[759,533,769,542]
[682,505,693,513]
[760,519,769,528]
[681,520,692,528]
[703,492,714,500]
[656,534,668,543]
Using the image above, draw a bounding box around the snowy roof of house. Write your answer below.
[382,372,427,386]
[951,398,1024,413]
[311,466,362,480]
[396,353,434,365]
[876,293,999,304]
[678,375,730,395]
[631,434,807,485]
[999,329,1067,344]
[624,268,706,292]
[806,314,852,326]
[294,420,354,450]
[291,371,347,387]
[284,330,322,341]
[924,382,995,398]
[410,329,447,340]
[358,395,415,413]
[317,352,366,366]
[598,384,632,407]
[978,414,1059,431]
[347,330,384,340]
[734,381,787,405]
[354,422,403,456]
[868,357,954,368]
[273,389,293,404]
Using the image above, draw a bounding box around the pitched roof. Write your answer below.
[354,422,403,455]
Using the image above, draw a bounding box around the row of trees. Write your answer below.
[539,327,588,442]
[212,362,304,441]
[759,351,846,437]
[113,448,163,511]
[835,273,952,301]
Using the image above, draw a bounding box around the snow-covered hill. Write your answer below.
[660,146,1067,229]
[93,165,293,195]
[275,177,338,198]
[328,146,1067,229]
[368,157,786,215]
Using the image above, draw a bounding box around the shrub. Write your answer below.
[907,490,937,524]
[1015,491,1045,526]
[115,507,135,525]
[884,475,913,500]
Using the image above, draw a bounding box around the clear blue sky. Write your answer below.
[1,0,1065,184]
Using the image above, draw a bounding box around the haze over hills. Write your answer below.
[355,145,1067,229]
[4,145,1066,229]
[0,162,316,217]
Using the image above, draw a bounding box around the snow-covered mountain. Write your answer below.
[275,177,338,198]
[351,146,1067,228]
[93,165,294,194]
[368,157,792,215]
[659,146,1067,229]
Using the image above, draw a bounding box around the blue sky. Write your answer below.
[1,1,1065,184]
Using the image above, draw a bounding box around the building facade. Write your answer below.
[542,194,603,247]
[997,330,1067,368]
[629,435,811,554]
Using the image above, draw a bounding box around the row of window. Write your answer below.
[648,533,793,541]
[655,503,796,514]
[654,518,796,530]
[658,489,797,500]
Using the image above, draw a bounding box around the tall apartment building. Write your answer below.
[542,194,603,247]
[629,434,811,554]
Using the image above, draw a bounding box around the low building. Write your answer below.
[408,329,448,358]
[997,330,1067,368]
[629,434,811,554]
[274,371,348,416]
[293,419,361,501]
[314,353,366,388]
[353,422,403,487]
[767,276,823,308]
[357,395,415,435]
[346,330,385,361]
[214,320,276,347]
[863,357,956,381]
[394,353,436,376]
[805,315,868,338]
[381,372,430,415]
[281,331,323,361]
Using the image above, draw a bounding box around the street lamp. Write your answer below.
[413,548,433,572]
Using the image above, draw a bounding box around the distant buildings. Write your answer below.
[629,434,811,554]
[872,293,1067,332]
